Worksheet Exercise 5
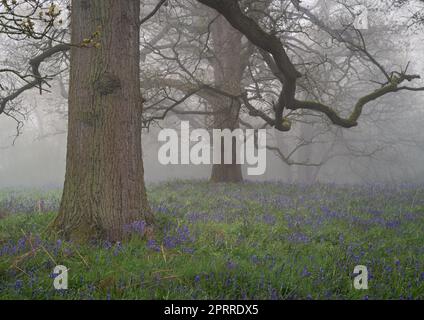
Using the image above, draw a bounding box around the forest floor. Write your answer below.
[0,181,423,299]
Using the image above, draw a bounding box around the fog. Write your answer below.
[2,88,423,188]
[1,0,424,188]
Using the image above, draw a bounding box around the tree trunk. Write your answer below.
[210,15,244,183]
[53,0,153,242]
[297,120,319,185]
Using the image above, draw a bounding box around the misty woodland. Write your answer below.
[0,0,423,300]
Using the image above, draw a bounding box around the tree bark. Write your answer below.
[53,0,153,242]
[210,15,244,183]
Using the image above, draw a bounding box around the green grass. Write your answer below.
[0,181,423,299]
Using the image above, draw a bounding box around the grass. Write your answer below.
[0,180,423,300]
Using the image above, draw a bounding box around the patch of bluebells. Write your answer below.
[151,203,179,217]
[14,279,23,292]
[162,224,194,249]
[146,239,161,252]
[287,232,310,244]
[1,182,423,299]
[123,220,147,237]
[0,236,34,257]
[182,247,195,254]
[226,260,237,270]
[113,242,123,256]
[261,214,277,225]
[301,266,312,278]
[250,255,260,264]
[103,240,113,250]
[0,190,60,214]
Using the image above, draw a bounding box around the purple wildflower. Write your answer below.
[147,239,160,252]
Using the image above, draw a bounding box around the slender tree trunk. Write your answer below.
[53,0,153,242]
[297,120,319,185]
[210,15,243,183]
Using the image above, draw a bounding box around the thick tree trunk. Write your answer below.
[210,15,244,183]
[211,162,243,183]
[53,0,153,242]
[209,94,244,183]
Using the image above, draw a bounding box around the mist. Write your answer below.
[2,1,424,189]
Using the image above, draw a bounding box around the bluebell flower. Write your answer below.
[147,239,160,252]
[301,267,311,278]
[226,260,237,270]
[14,279,23,291]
